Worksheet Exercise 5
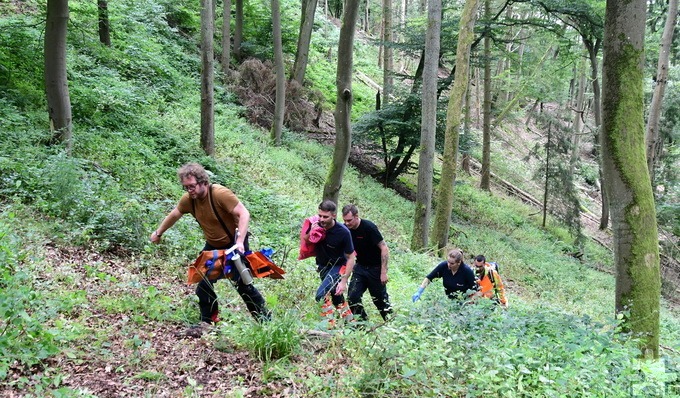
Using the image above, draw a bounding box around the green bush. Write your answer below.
[230,310,302,362]
[0,217,60,380]
[337,302,669,397]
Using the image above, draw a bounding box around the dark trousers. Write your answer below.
[196,242,269,323]
[347,264,392,321]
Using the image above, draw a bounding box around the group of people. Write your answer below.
[150,163,508,334]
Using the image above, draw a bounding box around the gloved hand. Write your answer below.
[412,287,425,302]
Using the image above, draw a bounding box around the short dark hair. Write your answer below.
[475,255,486,263]
[318,200,337,214]
[342,204,358,217]
[177,162,210,185]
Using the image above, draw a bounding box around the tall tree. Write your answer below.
[479,0,491,191]
[200,0,215,155]
[646,0,678,183]
[323,0,360,203]
[221,0,232,76]
[292,0,318,85]
[411,0,441,251]
[571,50,587,169]
[97,0,111,47]
[45,0,72,151]
[531,0,608,229]
[270,0,285,144]
[601,0,660,358]
[234,0,244,61]
[382,0,393,104]
[431,0,480,251]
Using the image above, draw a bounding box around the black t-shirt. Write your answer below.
[426,262,477,299]
[315,221,354,269]
[349,219,383,267]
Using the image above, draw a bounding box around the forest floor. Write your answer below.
[3,106,677,398]
[2,246,295,397]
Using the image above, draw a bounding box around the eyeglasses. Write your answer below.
[182,183,199,192]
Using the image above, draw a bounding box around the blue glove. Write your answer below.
[412,287,425,302]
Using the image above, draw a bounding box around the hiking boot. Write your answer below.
[181,322,213,338]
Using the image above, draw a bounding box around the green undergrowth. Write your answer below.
[1,0,679,396]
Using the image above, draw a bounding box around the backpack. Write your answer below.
[486,262,500,287]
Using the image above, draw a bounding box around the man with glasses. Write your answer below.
[150,163,269,335]
[412,248,477,302]
[341,204,392,322]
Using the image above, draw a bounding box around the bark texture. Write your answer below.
[271,0,285,144]
[98,0,111,47]
[234,0,243,61]
[431,0,479,251]
[323,0,360,203]
[221,0,232,76]
[200,0,215,155]
[45,0,72,150]
[645,0,678,182]
[292,0,317,85]
[601,0,660,359]
[480,0,491,191]
[382,0,393,104]
[411,0,441,251]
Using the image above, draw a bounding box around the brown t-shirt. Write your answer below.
[177,184,240,247]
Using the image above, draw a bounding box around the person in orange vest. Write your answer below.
[471,255,508,308]
[150,163,270,337]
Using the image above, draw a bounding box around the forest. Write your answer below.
[1,0,679,396]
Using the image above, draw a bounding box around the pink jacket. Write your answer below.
[298,215,326,260]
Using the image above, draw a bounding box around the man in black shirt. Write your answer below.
[342,204,392,321]
[304,200,356,325]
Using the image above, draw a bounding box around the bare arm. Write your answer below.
[231,202,250,252]
[150,207,183,243]
[378,240,389,284]
[419,278,431,289]
[335,251,356,295]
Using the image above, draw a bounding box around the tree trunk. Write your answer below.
[542,123,551,228]
[364,0,370,32]
[584,38,609,230]
[234,0,243,61]
[97,0,111,47]
[570,50,587,169]
[646,0,678,183]
[411,0,441,251]
[431,0,479,252]
[479,0,491,191]
[601,0,660,359]
[292,0,317,85]
[200,0,215,156]
[270,0,285,145]
[382,0,393,104]
[221,0,232,76]
[323,0,360,203]
[45,0,72,151]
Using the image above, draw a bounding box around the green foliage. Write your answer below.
[1,0,679,395]
[226,310,302,362]
[527,112,586,249]
[0,218,60,380]
[354,93,446,182]
[337,303,670,397]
